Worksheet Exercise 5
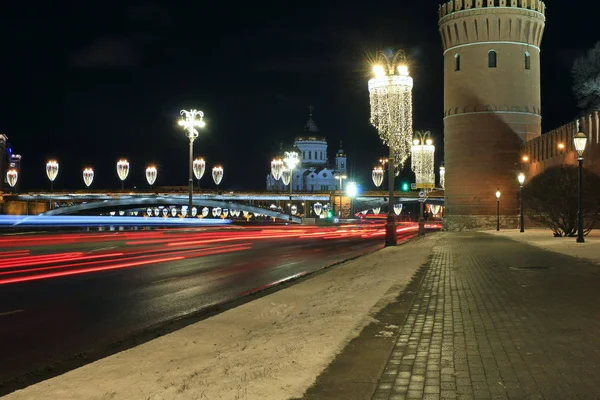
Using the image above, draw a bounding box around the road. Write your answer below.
[0,222,436,394]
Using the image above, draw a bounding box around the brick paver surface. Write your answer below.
[372,232,600,400]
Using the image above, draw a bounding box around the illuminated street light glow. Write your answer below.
[83,168,94,188]
[411,131,435,191]
[212,166,223,186]
[193,158,206,180]
[346,182,358,198]
[46,160,59,184]
[271,158,284,181]
[281,167,291,186]
[179,109,206,215]
[146,166,157,186]
[372,166,384,188]
[6,169,18,188]
[117,159,129,189]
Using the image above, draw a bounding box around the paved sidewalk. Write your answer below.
[371,232,600,400]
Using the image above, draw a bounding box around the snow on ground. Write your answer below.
[6,235,440,400]
[489,228,600,266]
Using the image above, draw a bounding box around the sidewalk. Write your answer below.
[4,235,439,400]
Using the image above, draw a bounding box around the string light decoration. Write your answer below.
[46,161,59,190]
[368,50,414,169]
[6,169,18,188]
[163,208,169,217]
[281,167,291,186]
[431,204,441,216]
[83,168,94,188]
[271,158,284,181]
[313,202,323,216]
[393,203,403,216]
[117,159,129,189]
[146,166,157,186]
[411,131,435,191]
[372,166,384,188]
[291,205,298,215]
[202,207,209,217]
[439,164,445,190]
[373,207,381,215]
[193,158,206,180]
[212,166,223,186]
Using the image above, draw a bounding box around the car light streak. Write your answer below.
[0,252,123,269]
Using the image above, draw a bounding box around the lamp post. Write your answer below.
[518,173,525,233]
[116,159,129,190]
[283,151,299,221]
[574,122,588,243]
[495,189,501,231]
[178,109,206,213]
[411,131,435,236]
[46,160,59,209]
[335,174,347,217]
[368,50,414,246]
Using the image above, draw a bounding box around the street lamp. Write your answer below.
[117,159,129,190]
[439,163,445,190]
[83,167,94,188]
[283,151,299,221]
[146,166,157,186]
[334,174,347,217]
[368,49,413,246]
[574,122,588,243]
[178,109,206,213]
[372,166,384,188]
[411,131,435,236]
[46,160,59,210]
[193,158,206,191]
[518,173,525,233]
[212,166,223,192]
[6,169,18,192]
[495,189,501,231]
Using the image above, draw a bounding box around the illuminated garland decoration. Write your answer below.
[439,164,445,190]
[46,161,59,182]
[83,168,94,187]
[368,50,414,169]
[372,167,384,187]
[6,169,18,188]
[410,131,435,191]
[146,166,157,185]
[193,158,206,180]
[117,159,130,182]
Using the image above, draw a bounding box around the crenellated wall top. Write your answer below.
[439,0,545,21]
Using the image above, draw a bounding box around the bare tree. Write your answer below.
[572,41,600,112]
[523,165,600,237]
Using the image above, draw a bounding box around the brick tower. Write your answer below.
[438,0,546,230]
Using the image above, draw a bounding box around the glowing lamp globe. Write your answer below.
[202,207,209,217]
[146,166,157,186]
[6,169,18,188]
[83,168,94,188]
[574,131,588,157]
[373,207,381,215]
[46,161,59,182]
[393,203,403,216]
[271,158,284,181]
[193,158,206,180]
[212,166,223,186]
[116,159,130,181]
[518,173,525,186]
[372,167,384,188]
[495,190,501,200]
[313,203,323,216]
[281,168,292,186]
[291,205,298,215]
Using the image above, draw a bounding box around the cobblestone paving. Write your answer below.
[372,232,600,400]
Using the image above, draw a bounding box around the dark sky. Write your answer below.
[1,1,598,191]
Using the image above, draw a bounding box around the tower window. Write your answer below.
[488,50,497,68]
[454,54,460,71]
[309,151,312,160]
[525,52,531,70]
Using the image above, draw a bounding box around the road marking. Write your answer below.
[0,309,25,317]
[151,276,180,284]
[91,246,119,253]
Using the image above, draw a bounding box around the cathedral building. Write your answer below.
[266,110,348,192]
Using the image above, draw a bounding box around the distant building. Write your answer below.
[266,110,348,192]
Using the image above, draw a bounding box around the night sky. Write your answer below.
[1,1,598,192]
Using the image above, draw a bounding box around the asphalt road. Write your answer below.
[0,223,427,394]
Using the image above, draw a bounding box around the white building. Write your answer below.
[266,111,348,192]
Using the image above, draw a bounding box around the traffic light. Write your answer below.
[327,210,333,219]
[401,182,410,192]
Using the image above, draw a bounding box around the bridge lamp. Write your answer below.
[178,109,206,213]
[212,166,223,192]
[116,159,130,190]
[372,166,384,188]
[193,158,206,191]
[283,151,299,222]
[46,160,59,190]
[83,168,94,188]
[146,166,157,186]
[368,49,413,246]
[6,169,18,191]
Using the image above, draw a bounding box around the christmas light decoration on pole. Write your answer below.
[178,109,206,213]
[372,166,384,188]
[6,169,18,191]
[271,158,284,181]
[193,158,205,191]
[212,166,223,192]
[368,49,413,246]
[146,166,157,186]
[83,168,94,188]
[116,159,129,190]
[46,160,59,210]
[439,163,445,190]
[411,130,435,236]
[283,151,299,222]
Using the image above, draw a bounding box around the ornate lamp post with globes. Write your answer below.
[573,121,588,243]
[368,50,414,246]
[178,109,206,213]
